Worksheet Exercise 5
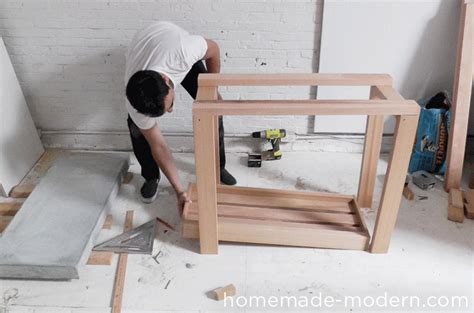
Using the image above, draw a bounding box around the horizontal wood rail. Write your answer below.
[375,85,405,101]
[198,73,393,87]
[193,99,420,116]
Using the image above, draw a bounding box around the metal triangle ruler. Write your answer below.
[93,219,156,254]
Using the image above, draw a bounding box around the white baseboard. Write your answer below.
[41,130,401,153]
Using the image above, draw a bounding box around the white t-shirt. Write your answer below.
[125,21,208,129]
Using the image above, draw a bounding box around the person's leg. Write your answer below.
[181,61,226,169]
[127,116,160,201]
[127,116,161,180]
[218,116,225,169]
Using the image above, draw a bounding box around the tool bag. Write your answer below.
[408,91,451,175]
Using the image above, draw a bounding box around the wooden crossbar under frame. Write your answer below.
[183,73,420,255]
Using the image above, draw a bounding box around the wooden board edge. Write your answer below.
[0,201,23,216]
[185,202,359,227]
[198,73,394,87]
[192,100,420,117]
[103,215,113,230]
[9,184,35,198]
[182,217,369,251]
[111,210,134,313]
[0,216,13,233]
[122,172,133,184]
[196,182,354,201]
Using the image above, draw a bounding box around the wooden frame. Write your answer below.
[445,0,473,191]
[183,73,419,254]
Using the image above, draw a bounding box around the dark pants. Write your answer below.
[127,61,226,181]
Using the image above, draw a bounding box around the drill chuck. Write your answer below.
[251,129,286,139]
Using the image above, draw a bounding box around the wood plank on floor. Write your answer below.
[103,215,113,230]
[111,210,134,313]
[0,201,23,216]
[87,214,114,266]
[87,251,114,266]
[0,217,13,233]
[9,184,35,198]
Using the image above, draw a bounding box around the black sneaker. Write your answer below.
[140,179,159,203]
[220,168,237,185]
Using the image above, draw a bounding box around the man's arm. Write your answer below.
[203,39,220,74]
[203,39,223,100]
[140,124,188,212]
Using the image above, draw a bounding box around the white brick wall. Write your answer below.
[0,0,323,142]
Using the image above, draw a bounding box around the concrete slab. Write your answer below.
[0,153,129,280]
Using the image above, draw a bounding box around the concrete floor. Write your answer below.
[0,151,473,313]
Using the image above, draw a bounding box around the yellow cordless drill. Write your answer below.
[248,129,286,167]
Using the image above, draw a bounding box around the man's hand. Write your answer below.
[176,191,191,215]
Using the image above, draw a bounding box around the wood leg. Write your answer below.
[196,86,220,185]
[193,113,219,254]
[445,3,473,191]
[370,115,418,253]
[357,87,384,208]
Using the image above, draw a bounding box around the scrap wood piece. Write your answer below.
[87,251,113,265]
[103,215,113,230]
[111,210,134,313]
[0,217,13,233]
[463,190,474,219]
[34,149,63,174]
[0,201,23,216]
[17,150,90,188]
[403,185,414,201]
[448,189,464,223]
[9,184,35,198]
[18,149,67,187]
[211,284,236,301]
[87,215,114,265]
[122,172,133,184]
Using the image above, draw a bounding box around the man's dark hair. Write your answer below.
[126,70,170,117]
